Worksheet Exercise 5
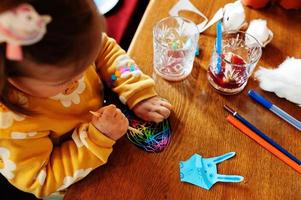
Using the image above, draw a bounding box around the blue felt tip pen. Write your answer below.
[248,90,301,132]
[216,21,222,74]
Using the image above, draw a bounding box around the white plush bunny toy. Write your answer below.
[0,4,51,60]
[223,0,246,32]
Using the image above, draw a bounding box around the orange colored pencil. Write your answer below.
[227,115,301,174]
[89,111,101,117]
[90,110,137,132]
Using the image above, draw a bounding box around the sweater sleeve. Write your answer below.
[95,33,157,109]
[0,111,115,198]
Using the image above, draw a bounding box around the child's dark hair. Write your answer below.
[0,0,105,114]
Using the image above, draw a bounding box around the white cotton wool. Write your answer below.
[246,19,273,47]
[255,57,301,106]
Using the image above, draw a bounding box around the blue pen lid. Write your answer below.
[248,90,273,109]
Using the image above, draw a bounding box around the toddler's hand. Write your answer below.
[91,104,129,140]
[132,96,172,123]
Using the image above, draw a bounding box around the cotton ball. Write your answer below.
[246,19,273,47]
[255,57,301,106]
[223,0,246,32]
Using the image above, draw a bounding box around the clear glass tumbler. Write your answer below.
[207,31,262,94]
[153,16,199,81]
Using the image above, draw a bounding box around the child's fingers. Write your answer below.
[122,117,129,129]
[153,106,170,119]
[114,109,125,119]
[102,104,117,117]
[147,111,165,123]
[93,104,115,118]
[92,115,100,122]
[113,108,120,117]
[91,104,115,116]
[107,104,117,109]
[100,104,116,112]
[159,100,172,110]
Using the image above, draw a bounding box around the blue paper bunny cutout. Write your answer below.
[180,152,244,190]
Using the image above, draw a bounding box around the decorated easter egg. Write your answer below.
[242,0,270,9]
[279,0,301,9]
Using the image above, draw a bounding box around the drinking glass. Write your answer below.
[153,16,199,81]
[207,31,262,94]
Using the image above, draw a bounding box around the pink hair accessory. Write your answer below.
[0,4,51,61]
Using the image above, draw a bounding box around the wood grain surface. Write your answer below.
[65,1,301,199]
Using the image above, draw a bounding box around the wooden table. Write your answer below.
[66,1,301,199]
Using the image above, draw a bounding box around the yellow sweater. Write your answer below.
[0,34,157,198]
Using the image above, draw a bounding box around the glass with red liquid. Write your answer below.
[208,31,262,94]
